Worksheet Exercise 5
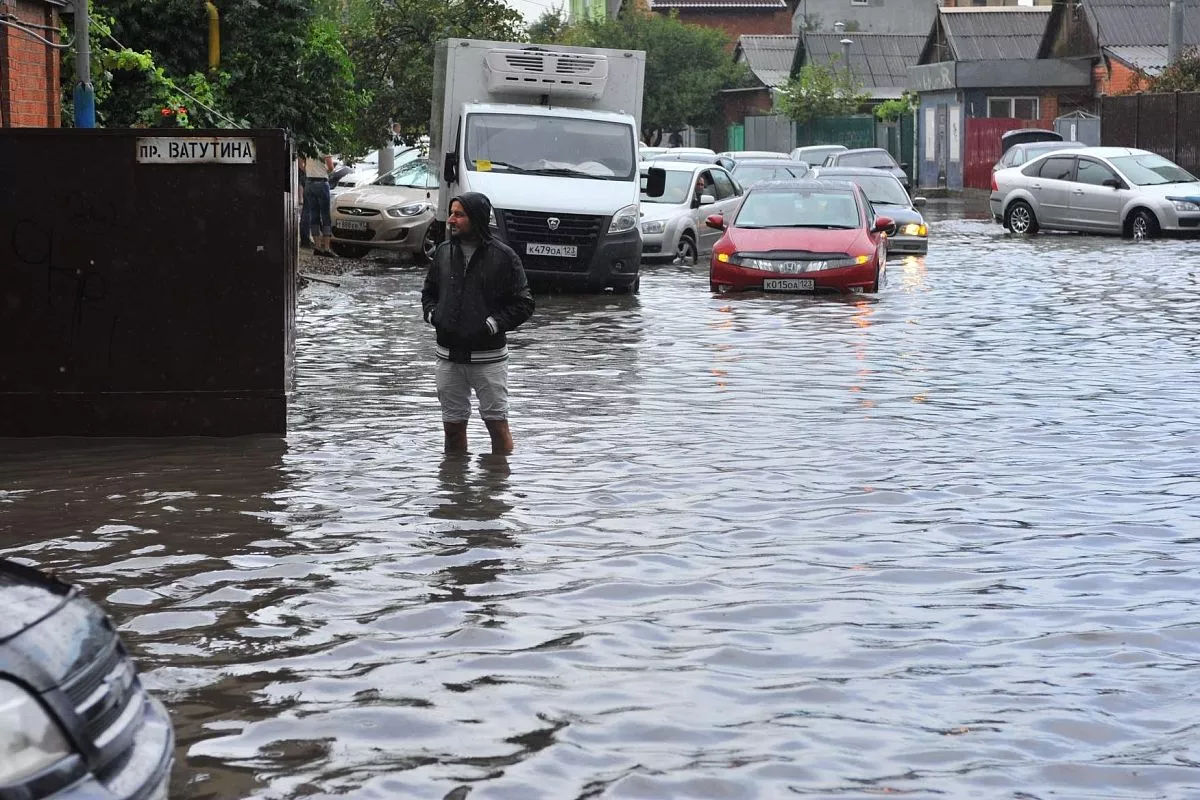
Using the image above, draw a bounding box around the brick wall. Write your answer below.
[668,9,794,49]
[1,0,61,127]
[1093,57,1145,96]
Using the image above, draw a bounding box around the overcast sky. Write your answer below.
[505,0,563,27]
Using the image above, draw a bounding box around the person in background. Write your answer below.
[304,152,336,256]
[421,192,535,456]
[297,157,313,249]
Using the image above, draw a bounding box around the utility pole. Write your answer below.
[1168,0,1184,66]
[72,0,95,127]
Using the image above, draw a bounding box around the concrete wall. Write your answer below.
[0,0,61,127]
[793,0,938,34]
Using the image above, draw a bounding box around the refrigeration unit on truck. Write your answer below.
[431,38,664,293]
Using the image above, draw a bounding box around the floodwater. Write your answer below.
[4,207,1200,799]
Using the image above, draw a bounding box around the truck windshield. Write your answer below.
[466,114,635,181]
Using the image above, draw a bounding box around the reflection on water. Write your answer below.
[4,227,1200,798]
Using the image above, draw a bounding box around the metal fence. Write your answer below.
[963,117,1041,189]
[1101,92,1200,176]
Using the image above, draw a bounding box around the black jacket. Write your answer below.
[421,192,535,363]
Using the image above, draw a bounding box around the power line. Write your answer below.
[0,16,72,49]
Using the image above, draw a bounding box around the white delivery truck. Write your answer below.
[431,38,664,293]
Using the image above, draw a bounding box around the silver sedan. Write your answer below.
[990,147,1200,239]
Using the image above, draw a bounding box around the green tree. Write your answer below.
[874,90,917,123]
[1150,46,1200,92]
[344,0,525,149]
[527,7,570,44]
[776,57,868,124]
[77,0,365,156]
[563,9,747,144]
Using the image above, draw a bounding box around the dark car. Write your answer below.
[992,140,1077,173]
[0,559,174,799]
[820,147,910,193]
[730,158,809,188]
[809,166,928,255]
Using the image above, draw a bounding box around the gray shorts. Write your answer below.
[435,359,509,422]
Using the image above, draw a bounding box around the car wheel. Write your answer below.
[675,234,698,266]
[330,242,369,258]
[612,277,640,295]
[1126,208,1160,241]
[1005,200,1040,235]
[419,225,440,263]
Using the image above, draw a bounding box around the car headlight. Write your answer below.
[901,223,927,236]
[385,202,431,218]
[1169,199,1200,212]
[609,204,639,234]
[640,219,665,234]
[727,254,868,272]
[0,679,73,783]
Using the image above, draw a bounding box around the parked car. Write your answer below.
[719,150,792,160]
[331,158,440,260]
[790,144,848,167]
[638,160,744,264]
[809,166,928,254]
[707,178,894,294]
[731,158,809,188]
[990,146,1200,240]
[820,147,911,193]
[332,145,423,198]
[0,558,174,800]
[648,151,736,171]
[992,140,1078,174]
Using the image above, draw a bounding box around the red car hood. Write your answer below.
[726,225,866,255]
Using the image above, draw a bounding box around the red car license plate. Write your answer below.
[763,278,815,291]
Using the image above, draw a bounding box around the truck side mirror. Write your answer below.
[642,167,666,198]
[443,152,458,184]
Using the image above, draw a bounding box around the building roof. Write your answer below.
[921,6,1053,63]
[735,35,800,88]
[650,0,786,8]
[1104,45,1171,76]
[1084,0,1200,48]
[802,33,925,96]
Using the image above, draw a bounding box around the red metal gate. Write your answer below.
[963,117,1040,189]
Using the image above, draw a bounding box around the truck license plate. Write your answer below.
[763,278,815,291]
[336,219,368,231]
[526,243,577,258]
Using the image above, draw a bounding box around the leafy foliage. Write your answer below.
[551,9,746,143]
[344,0,526,149]
[874,91,917,123]
[776,58,868,124]
[526,7,571,44]
[1150,46,1200,92]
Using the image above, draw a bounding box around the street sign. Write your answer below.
[136,136,256,164]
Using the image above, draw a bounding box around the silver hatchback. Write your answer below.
[990,147,1200,239]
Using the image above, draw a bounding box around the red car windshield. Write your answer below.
[734,190,861,229]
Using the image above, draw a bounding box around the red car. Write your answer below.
[707,179,894,294]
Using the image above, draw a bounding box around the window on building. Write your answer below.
[987,96,1040,120]
[850,0,868,6]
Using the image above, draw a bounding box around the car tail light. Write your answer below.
[991,173,999,192]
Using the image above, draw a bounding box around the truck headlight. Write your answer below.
[489,208,499,229]
[0,680,73,783]
[640,219,665,234]
[609,204,639,234]
[385,202,431,218]
[1169,199,1200,212]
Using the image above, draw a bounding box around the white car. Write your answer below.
[638,160,744,264]
[332,145,424,198]
[331,159,440,261]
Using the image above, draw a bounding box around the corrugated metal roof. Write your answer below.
[1085,0,1200,48]
[803,33,925,93]
[939,7,1052,61]
[735,35,800,88]
[1105,45,1170,75]
[651,0,785,8]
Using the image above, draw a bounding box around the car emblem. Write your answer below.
[547,217,560,231]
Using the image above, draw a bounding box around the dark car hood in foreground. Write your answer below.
[870,204,923,227]
[0,558,73,641]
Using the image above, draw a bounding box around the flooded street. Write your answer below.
[4,207,1200,799]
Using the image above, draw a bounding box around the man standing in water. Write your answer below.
[421,193,535,455]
